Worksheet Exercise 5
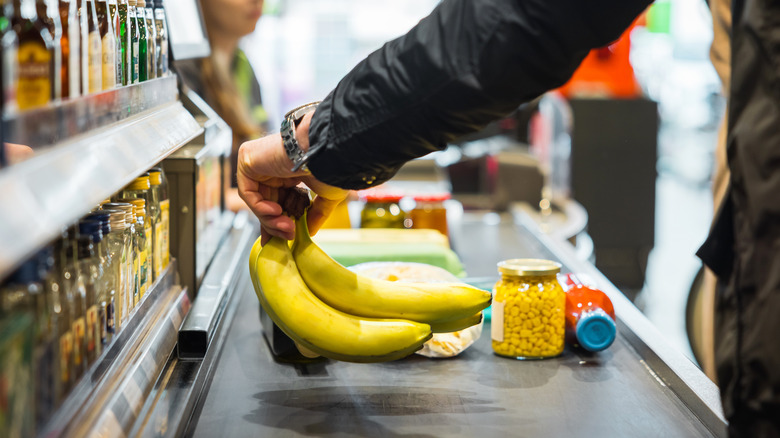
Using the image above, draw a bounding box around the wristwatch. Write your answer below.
[281,102,320,172]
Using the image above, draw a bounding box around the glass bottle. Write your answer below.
[1,0,19,114]
[32,247,57,427]
[84,211,113,348]
[13,0,54,110]
[141,0,153,78]
[117,197,147,306]
[116,0,126,85]
[106,0,119,84]
[98,208,127,338]
[133,0,145,81]
[148,168,163,279]
[126,0,137,83]
[134,200,151,299]
[102,202,133,328]
[152,166,170,269]
[152,0,165,76]
[77,221,102,365]
[58,0,79,98]
[84,0,100,92]
[36,0,61,100]
[120,175,155,281]
[52,232,74,401]
[0,258,36,438]
[95,0,115,89]
[60,225,87,383]
[491,258,565,360]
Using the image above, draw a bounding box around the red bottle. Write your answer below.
[560,273,617,352]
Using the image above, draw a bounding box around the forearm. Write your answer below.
[307,0,651,190]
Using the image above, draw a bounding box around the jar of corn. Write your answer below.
[491,258,565,359]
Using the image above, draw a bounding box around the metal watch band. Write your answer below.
[281,101,320,172]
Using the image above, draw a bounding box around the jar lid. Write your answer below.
[126,176,150,191]
[413,192,451,202]
[361,191,404,203]
[497,258,561,276]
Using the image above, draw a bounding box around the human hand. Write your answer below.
[237,113,349,245]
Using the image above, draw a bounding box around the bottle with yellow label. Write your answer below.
[13,0,54,110]
[153,166,170,268]
[491,258,566,359]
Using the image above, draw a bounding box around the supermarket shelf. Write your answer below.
[3,76,180,149]
[39,260,191,438]
[0,93,203,281]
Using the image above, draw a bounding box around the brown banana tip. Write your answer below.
[279,186,312,219]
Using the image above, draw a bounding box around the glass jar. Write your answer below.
[409,192,450,237]
[360,193,405,229]
[491,258,565,359]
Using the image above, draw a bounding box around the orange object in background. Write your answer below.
[557,22,642,99]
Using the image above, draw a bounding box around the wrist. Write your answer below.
[281,102,319,173]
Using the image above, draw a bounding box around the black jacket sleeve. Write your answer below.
[307,0,652,190]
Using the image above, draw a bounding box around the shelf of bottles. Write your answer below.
[0,0,204,280]
[0,0,204,435]
[1,166,189,436]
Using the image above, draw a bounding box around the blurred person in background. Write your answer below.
[177,0,268,212]
[236,0,780,435]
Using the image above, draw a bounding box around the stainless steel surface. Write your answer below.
[184,211,726,437]
[179,211,258,358]
[39,261,190,438]
[132,215,258,437]
[162,119,232,295]
[0,100,203,281]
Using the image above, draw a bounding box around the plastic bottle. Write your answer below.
[560,273,617,353]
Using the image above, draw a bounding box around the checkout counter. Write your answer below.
[135,201,726,437]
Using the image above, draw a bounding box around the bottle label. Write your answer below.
[490,299,505,342]
[59,331,73,384]
[17,41,52,110]
[102,33,117,89]
[86,305,98,354]
[88,31,103,93]
[72,317,85,366]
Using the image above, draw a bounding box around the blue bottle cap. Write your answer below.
[575,308,616,352]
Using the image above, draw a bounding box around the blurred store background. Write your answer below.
[244,0,723,365]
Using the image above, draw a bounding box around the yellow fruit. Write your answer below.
[253,235,432,363]
[291,214,491,325]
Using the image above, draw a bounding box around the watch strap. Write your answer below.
[281,102,320,172]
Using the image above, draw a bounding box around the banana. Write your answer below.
[291,213,492,325]
[253,235,433,363]
[430,312,483,333]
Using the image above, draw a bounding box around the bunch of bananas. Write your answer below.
[249,211,492,363]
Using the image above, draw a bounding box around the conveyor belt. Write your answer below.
[186,211,726,437]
